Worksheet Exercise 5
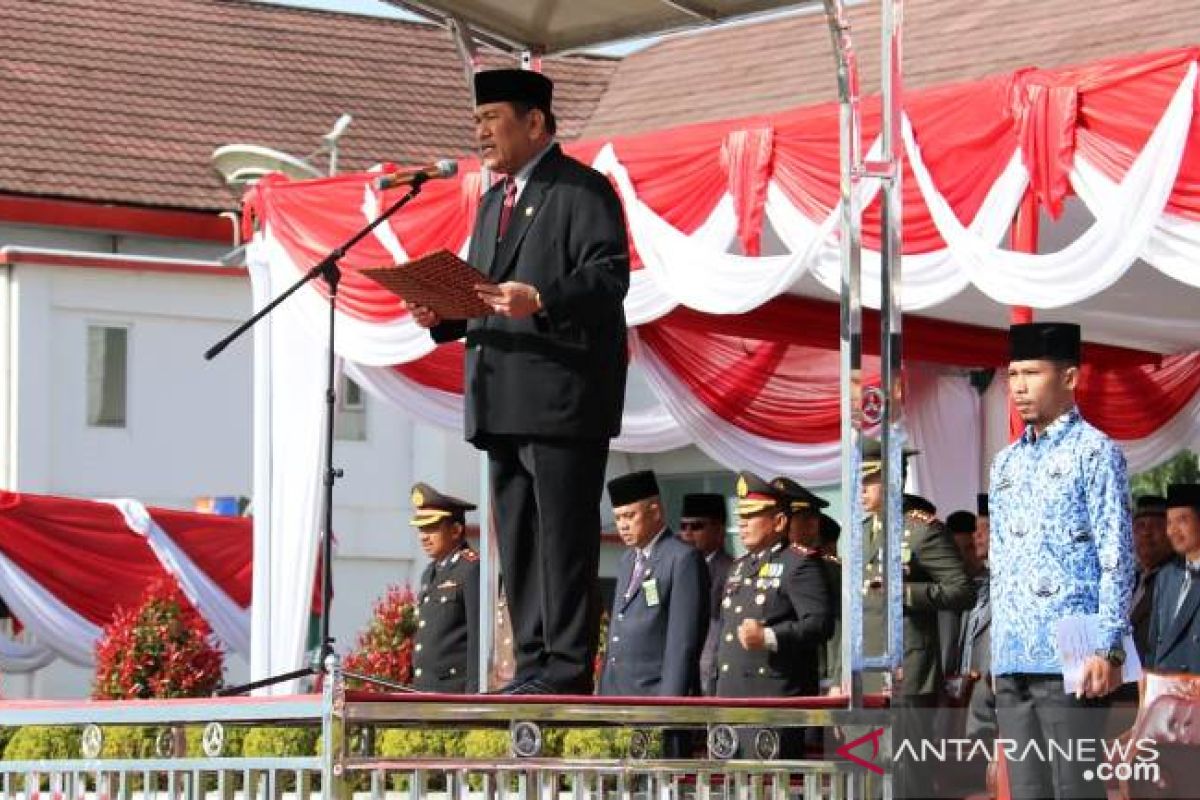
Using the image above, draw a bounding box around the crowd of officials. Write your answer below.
[405,459,1200,796]
[402,66,1200,799]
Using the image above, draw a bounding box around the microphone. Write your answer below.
[374,160,458,190]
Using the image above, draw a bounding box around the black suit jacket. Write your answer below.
[412,544,480,693]
[1131,566,1163,663]
[715,541,835,698]
[599,530,710,697]
[699,548,733,695]
[1147,559,1200,674]
[431,144,630,443]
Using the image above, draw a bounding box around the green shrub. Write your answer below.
[461,729,510,759]
[2,725,80,760]
[377,728,464,758]
[99,726,157,758]
[242,726,319,757]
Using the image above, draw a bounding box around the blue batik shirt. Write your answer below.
[989,407,1134,676]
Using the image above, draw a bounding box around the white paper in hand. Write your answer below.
[1055,613,1142,695]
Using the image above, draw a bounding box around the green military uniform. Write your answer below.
[861,497,975,696]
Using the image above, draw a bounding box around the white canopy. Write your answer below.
[389,0,819,53]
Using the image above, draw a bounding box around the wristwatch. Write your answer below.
[1095,647,1126,666]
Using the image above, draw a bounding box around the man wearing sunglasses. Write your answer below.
[679,493,732,696]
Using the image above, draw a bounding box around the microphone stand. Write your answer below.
[207,175,430,696]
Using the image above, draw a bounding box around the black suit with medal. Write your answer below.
[714,540,835,698]
[430,143,630,691]
[412,543,481,693]
[1147,558,1200,674]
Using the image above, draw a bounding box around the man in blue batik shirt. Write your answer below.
[989,322,1134,800]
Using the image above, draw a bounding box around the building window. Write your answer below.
[87,325,128,428]
[334,374,367,441]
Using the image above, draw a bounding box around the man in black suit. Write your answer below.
[409,483,480,694]
[1131,495,1173,661]
[412,69,629,695]
[771,476,840,692]
[678,492,732,696]
[941,510,983,683]
[815,513,843,692]
[1147,484,1200,674]
[599,471,708,698]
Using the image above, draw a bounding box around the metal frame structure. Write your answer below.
[822,2,906,796]
[0,657,892,800]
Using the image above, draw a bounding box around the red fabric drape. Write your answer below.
[639,320,869,444]
[0,492,166,623]
[721,127,775,256]
[150,508,252,608]
[395,342,465,394]
[243,47,1200,325]
[1011,73,1078,219]
[1078,352,1200,440]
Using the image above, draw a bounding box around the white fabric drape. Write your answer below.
[344,360,692,453]
[249,239,327,695]
[0,551,99,666]
[1072,160,1200,291]
[105,499,250,657]
[0,633,56,673]
[906,366,984,515]
[260,232,435,367]
[345,361,463,431]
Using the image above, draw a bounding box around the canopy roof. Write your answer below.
[391,0,819,53]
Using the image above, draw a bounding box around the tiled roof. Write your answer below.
[582,0,1200,137]
[0,0,617,212]
[2,0,1195,214]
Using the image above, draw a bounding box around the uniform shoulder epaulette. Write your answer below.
[822,553,841,565]
[905,508,937,525]
[790,543,819,557]
[461,548,480,562]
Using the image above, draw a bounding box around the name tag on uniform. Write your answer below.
[437,580,458,589]
[643,578,661,607]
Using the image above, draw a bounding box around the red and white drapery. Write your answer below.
[244,47,1200,689]
[0,492,250,671]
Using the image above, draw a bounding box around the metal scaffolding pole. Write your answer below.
[824,1,904,796]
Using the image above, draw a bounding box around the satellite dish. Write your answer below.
[211,144,323,191]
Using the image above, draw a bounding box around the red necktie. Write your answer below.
[497,177,517,240]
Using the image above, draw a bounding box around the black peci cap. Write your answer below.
[1009,322,1081,365]
[474,69,553,111]
[607,470,661,507]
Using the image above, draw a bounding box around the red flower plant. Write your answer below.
[92,578,224,699]
[343,585,418,690]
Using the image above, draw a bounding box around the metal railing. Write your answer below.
[0,659,891,799]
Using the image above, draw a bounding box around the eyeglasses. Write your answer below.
[679,520,708,531]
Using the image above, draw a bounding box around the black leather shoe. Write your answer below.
[489,678,533,695]
[507,679,556,695]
